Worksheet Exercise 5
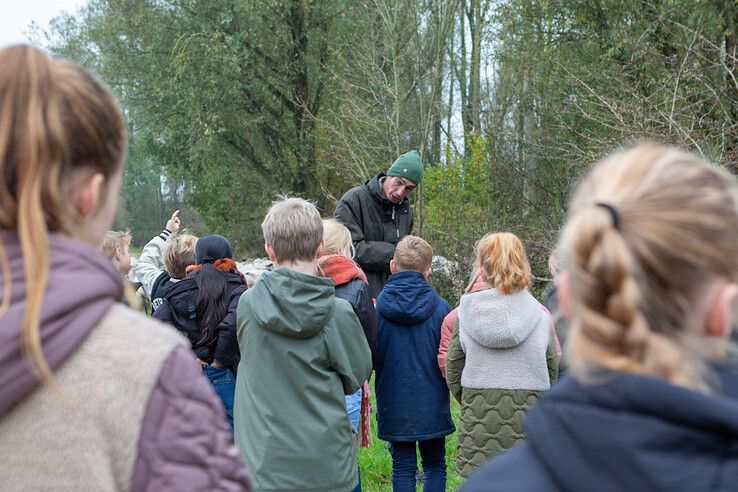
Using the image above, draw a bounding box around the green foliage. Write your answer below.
[40,0,736,262]
[424,136,561,305]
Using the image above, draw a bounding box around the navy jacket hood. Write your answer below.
[462,368,738,492]
[376,271,438,324]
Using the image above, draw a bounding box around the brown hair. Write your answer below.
[393,235,432,272]
[99,230,132,260]
[164,232,198,279]
[562,143,738,391]
[0,45,126,384]
[476,232,530,294]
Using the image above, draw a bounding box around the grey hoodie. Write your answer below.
[458,288,551,390]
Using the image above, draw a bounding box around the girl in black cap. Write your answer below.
[154,234,248,429]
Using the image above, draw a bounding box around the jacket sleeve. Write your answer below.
[131,346,251,491]
[212,286,247,369]
[355,283,378,357]
[334,197,395,272]
[437,308,458,379]
[135,230,170,299]
[445,320,465,403]
[325,302,373,395]
[152,299,173,324]
[547,341,559,385]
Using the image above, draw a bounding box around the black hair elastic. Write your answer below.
[595,202,620,229]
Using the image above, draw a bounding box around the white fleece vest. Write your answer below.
[0,304,186,491]
[459,288,551,391]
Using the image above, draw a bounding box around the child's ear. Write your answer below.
[390,259,397,274]
[314,240,324,260]
[72,171,106,218]
[423,267,431,279]
[264,243,277,262]
[705,282,738,338]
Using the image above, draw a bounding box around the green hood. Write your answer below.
[247,267,335,339]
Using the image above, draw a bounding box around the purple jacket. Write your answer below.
[0,231,251,491]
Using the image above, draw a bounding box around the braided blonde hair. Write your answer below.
[562,143,738,391]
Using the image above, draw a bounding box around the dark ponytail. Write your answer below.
[195,263,228,346]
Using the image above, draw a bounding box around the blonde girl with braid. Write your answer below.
[0,45,250,490]
[462,143,738,492]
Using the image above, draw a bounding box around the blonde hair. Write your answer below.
[99,230,131,260]
[562,143,738,391]
[322,218,353,258]
[394,235,432,272]
[476,232,530,294]
[0,45,126,385]
[262,196,323,263]
[164,232,197,279]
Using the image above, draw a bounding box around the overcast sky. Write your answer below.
[0,0,86,48]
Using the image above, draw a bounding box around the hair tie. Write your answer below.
[595,202,620,229]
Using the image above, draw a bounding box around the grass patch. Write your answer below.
[358,380,464,491]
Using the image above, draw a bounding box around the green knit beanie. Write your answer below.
[386,150,423,185]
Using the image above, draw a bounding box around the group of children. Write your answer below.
[3,44,738,492]
[99,189,558,491]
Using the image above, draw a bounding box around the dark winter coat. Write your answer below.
[334,173,413,298]
[153,271,246,369]
[461,368,738,492]
[374,270,454,442]
[319,253,378,354]
[336,279,377,354]
[544,284,570,372]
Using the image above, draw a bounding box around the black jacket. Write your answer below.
[153,271,246,370]
[335,278,377,356]
[334,173,413,298]
[150,270,172,312]
[461,368,738,492]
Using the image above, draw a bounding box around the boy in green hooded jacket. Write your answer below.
[234,197,373,492]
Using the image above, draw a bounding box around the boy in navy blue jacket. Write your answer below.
[374,235,454,492]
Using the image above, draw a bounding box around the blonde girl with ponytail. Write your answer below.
[0,45,250,490]
[462,143,738,492]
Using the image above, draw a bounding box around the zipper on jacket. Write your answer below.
[392,206,399,238]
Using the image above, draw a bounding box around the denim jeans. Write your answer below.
[345,389,362,432]
[389,438,446,492]
[202,365,236,430]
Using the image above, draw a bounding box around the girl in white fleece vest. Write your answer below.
[446,232,558,477]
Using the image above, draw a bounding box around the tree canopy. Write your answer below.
[40,0,738,297]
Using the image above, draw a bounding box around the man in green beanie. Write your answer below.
[334,150,423,297]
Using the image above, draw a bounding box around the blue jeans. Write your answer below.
[389,438,446,492]
[345,388,362,432]
[202,365,236,430]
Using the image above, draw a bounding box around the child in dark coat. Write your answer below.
[374,235,454,492]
